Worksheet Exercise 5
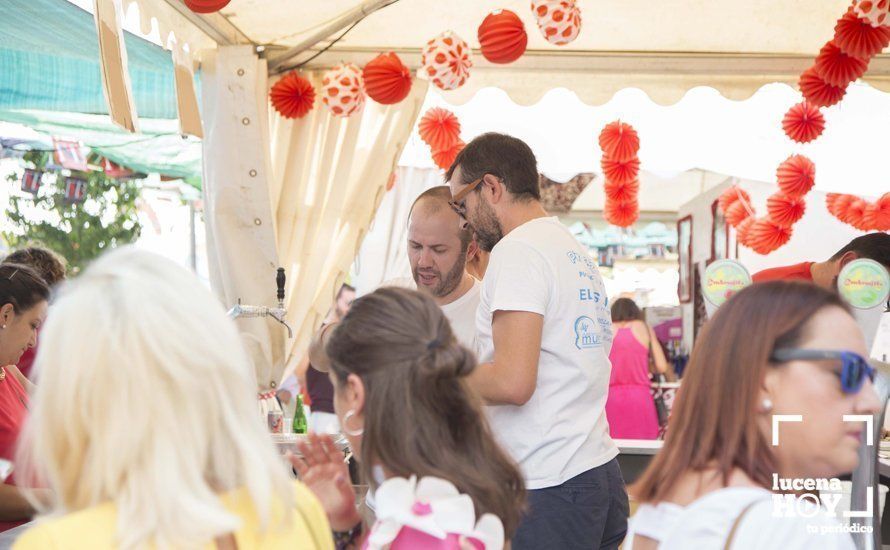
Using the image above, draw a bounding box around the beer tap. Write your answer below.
[226,268,293,339]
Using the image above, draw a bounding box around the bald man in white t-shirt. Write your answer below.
[309,186,481,368]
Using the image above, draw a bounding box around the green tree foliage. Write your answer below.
[3,151,142,273]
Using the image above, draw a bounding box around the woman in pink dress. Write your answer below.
[605,298,669,439]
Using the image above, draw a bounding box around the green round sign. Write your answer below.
[703,260,752,307]
[837,258,890,310]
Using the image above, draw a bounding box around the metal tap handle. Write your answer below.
[276,268,285,304]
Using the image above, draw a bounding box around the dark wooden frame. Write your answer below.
[678,215,693,303]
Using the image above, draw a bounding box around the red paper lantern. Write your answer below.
[183,0,230,13]
[854,0,890,27]
[601,157,640,186]
[386,172,398,192]
[749,218,793,254]
[269,72,316,119]
[776,155,816,198]
[599,121,640,163]
[798,67,847,108]
[834,8,890,60]
[363,53,412,105]
[603,179,639,202]
[767,193,807,228]
[814,41,869,87]
[478,10,528,64]
[321,63,365,117]
[736,217,756,247]
[604,198,639,228]
[418,107,461,151]
[432,140,465,171]
[718,185,751,214]
[782,102,825,144]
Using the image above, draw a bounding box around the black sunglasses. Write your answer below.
[771,348,876,394]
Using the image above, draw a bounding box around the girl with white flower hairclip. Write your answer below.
[291,287,525,549]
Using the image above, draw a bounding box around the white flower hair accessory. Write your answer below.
[367,476,505,550]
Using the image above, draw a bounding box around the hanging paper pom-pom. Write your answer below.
[841,197,870,229]
[321,63,365,117]
[183,0,229,14]
[853,0,890,28]
[599,121,640,163]
[531,0,582,46]
[828,193,856,219]
[725,201,752,228]
[736,217,756,247]
[776,155,816,198]
[605,198,639,228]
[749,218,793,254]
[798,67,847,108]
[432,140,465,171]
[604,179,639,202]
[418,108,461,151]
[718,185,751,214]
[862,193,890,230]
[421,31,473,91]
[782,102,825,144]
[386,171,398,192]
[767,193,807,228]
[601,157,640,186]
[814,41,869,87]
[478,10,528,64]
[363,52,412,105]
[834,8,890,59]
[269,72,316,119]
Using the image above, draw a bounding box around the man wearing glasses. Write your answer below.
[446,133,628,549]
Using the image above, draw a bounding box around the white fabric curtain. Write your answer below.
[270,73,429,376]
[353,165,443,296]
[202,46,428,390]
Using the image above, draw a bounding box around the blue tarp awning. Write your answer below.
[1,0,180,120]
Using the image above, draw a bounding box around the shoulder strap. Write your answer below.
[723,499,761,550]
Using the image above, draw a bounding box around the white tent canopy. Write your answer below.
[137,0,890,105]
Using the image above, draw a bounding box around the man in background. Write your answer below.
[753,232,889,286]
[310,186,481,371]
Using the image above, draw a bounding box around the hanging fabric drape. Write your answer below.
[269,72,429,376]
[353,165,443,296]
[202,47,426,390]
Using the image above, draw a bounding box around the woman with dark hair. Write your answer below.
[605,298,668,440]
[625,282,879,549]
[0,263,50,531]
[2,245,66,387]
[292,287,525,548]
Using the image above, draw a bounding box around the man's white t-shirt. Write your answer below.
[380,277,479,350]
[476,216,617,490]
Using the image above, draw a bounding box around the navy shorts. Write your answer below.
[513,458,629,549]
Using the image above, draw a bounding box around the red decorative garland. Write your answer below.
[598,120,641,227]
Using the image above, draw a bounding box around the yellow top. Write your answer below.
[13,481,333,550]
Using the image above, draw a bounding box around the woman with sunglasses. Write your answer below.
[625,281,880,549]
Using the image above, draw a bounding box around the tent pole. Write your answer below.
[266,0,393,74]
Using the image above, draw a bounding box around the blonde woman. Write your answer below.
[14,248,332,550]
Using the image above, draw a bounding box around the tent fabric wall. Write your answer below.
[202,46,427,388]
[201,45,283,392]
[270,73,429,374]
